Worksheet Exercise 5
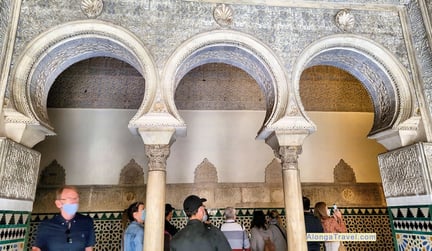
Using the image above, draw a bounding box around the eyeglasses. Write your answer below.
[65,221,72,243]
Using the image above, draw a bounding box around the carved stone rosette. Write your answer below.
[335,9,355,32]
[378,143,432,198]
[278,146,302,170]
[144,144,170,171]
[81,0,104,18]
[213,3,234,27]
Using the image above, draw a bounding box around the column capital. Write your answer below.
[279,145,302,170]
[145,144,170,171]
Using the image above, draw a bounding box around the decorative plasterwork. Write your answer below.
[39,160,65,186]
[81,0,104,18]
[119,159,145,185]
[292,34,413,141]
[378,143,432,198]
[213,4,233,27]
[405,1,432,141]
[0,138,40,200]
[11,20,157,134]
[265,158,282,183]
[334,159,356,183]
[194,158,218,183]
[335,9,355,32]
[161,29,298,140]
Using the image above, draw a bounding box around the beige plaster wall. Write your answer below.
[35,109,385,185]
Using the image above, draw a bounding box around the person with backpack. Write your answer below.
[250,210,276,251]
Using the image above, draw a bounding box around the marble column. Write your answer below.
[279,145,307,251]
[143,144,170,251]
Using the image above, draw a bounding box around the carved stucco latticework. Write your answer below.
[119,159,145,185]
[278,146,302,170]
[378,142,432,198]
[265,158,282,183]
[0,138,40,200]
[334,159,357,183]
[144,144,170,171]
[39,159,65,186]
[194,158,218,183]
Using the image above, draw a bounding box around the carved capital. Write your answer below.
[144,144,170,171]
[278,145,302,170]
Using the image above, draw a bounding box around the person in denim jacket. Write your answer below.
[124,202,145,251]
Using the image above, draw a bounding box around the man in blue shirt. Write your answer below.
[32,185,96,251]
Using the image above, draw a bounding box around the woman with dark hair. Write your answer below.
[123,201,145,251]
[250,210,275,251]
[314,201,347,251]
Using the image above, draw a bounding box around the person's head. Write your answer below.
[183,195,207,220]
[268,209,283,226]
[54,185,80,220]
[303,196,311,211]
[251,210,267,229]
[224,207,236,220]
[165,203,175,220]
[126,201,145,224]
[268,209,279,220]
[313,201,329,220]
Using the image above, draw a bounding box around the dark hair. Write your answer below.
[303,196,311,211]
[126,202,144,222]
[251,210,267,230]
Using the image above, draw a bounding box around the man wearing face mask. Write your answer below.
[123,201,146,251]
[32,185,96,251]
[170,195,231,251]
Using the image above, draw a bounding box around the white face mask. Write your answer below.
[202,214,208,222]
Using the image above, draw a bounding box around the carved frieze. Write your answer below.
[378,143,432,198]
[0,138,41,200]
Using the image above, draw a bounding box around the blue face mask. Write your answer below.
[141,209,146,221]
[63,203,78,216]
[202,214,208,222]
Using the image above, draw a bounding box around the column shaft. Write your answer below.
[279,145,307,251]
[143,144,170,251]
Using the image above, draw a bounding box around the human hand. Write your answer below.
[333,210,343,219]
